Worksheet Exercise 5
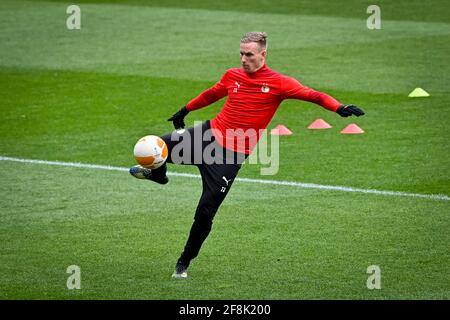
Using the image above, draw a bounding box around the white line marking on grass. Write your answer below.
[1,156,449,201]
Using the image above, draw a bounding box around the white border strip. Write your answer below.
[1,156,448,201]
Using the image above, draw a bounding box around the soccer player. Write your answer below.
[130,32,365,279]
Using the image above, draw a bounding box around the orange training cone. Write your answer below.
[271,124,292,135]
[308,118,332,129]
[340,123,364,134]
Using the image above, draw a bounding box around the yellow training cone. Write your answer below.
[408,88,430,97]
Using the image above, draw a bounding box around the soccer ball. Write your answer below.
[133,135,168,169]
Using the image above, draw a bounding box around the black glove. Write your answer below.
[336,104,365,117]
[167,106,189,129]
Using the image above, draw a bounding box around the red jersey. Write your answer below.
[186,64,342,154]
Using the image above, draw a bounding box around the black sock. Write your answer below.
[152,163,167,178]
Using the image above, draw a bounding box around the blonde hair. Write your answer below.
[240,32,268,50]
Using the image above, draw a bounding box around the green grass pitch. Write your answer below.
[0,0,449,299]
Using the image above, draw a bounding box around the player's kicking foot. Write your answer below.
[171,261,188,279]
[129,165,168,185]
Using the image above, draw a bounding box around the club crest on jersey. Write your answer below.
[233,81,241,93]
[261,83,270,93]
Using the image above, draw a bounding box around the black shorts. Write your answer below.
[161,120,247,166]
[160,121,247,208]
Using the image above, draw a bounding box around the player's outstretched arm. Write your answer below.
[336,104,365,117]
[168,106,189,130]
[280,75,366,117]
[167,71,230,130]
